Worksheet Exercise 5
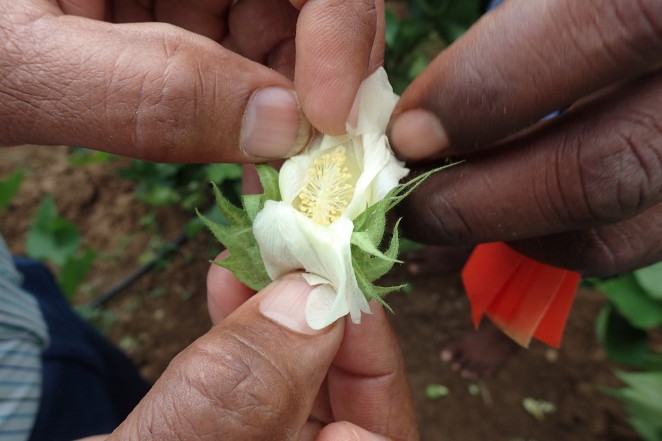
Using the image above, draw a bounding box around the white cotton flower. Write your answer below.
[252,67,409,329]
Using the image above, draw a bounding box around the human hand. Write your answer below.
[389,0,662,277]
[0,0,383,162]
[104,262,418,440]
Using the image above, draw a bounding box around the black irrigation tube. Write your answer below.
[84,230,189,309]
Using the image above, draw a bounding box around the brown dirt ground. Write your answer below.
[1,145,640,440]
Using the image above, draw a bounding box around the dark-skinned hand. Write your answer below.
[390,0,662,277]
[101,258,418,441]
[1,0,384,162]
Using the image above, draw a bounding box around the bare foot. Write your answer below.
[441,321,519,379]
[405,245,473,276]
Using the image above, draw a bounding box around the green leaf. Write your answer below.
[385,9,400,48]
[634,261,662,300]
[425,384,449,400]
[211,181,246,226]
[215,249,271,292]
[595,304,649,367]
[58,248,96,298]
[26,195,81,266]
[594,275,662,329]
[256,163,281,202]
[68,150,115,166]
[242,194,262,222]
[206,163,242,183]
[0,170,25,212]
[387,162,459,212]
[363,223,401,282]
[603,371,662,441]
[197,188,271,292]
[353,259,407,312]
[351,231,400,263]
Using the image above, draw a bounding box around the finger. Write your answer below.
[111,274,344,440]
[316,422,390,441]
[294,0,380,134]
[390,0,662,159]
[56,0,106,20]
[400,71,662,247]
[151,0,230,41]
[207,251,254,325]
[510,201,662,278]
[327,303,418,441]
[228,0,297,64]
[0,9,312,162]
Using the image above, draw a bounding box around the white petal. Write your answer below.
[302,272,330,286]
[305,283,349,329]
[278,153,313,205]
[354,67,399,136]
[253,201,308,279]
[371,137,409,202]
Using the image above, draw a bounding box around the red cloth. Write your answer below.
[462,242,581,348]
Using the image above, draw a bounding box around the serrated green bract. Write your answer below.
[200,161,457,306]
[196,164,282,292]
[348,163,458,308]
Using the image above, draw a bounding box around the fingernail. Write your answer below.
[390,109,448,160]
[259,275,318,334]
[241,87,312,159]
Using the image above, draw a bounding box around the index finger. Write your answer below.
[293,0,384,135]
[390,0,662,159]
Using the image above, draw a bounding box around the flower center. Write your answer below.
[296,146,355,225]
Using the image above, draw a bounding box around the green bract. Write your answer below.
[199,68,454,329]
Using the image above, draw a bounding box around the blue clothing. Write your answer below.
[0,236,149,441]
[17,257,150,441]
[0,238,48,441]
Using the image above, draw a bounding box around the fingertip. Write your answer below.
[240,87,313,159]
[317,422,389,441]
[390,109,449,160]
[295,0,377,134]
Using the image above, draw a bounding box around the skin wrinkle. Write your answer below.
[428,187,472,245]
[631,0,662,51]
[164,336,289,439]
[190,327,301,420]
[615,131,650,214]
[547,131,573,227]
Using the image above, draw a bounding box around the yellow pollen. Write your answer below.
[297,146,354,225]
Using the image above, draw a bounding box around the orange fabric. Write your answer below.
[462,243,580,348]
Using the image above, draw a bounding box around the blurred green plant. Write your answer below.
[601,371,662,441]
[593,262,662,441]
[385,0,482,93]
[26,194,97,298]
[594,263,662,370]
[0,170,25,213]
[118,162,241,211]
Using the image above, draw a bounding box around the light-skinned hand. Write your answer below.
[100,256,418,440]
[1,0,384,162]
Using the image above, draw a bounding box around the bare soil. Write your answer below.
[1,145,639,440]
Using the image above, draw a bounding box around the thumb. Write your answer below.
[109,275,343,441]
[1,10,312,162]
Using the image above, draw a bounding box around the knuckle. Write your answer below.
[569,0,662,67]
[559,112,662,223]
[571,229,622,277]
[128,33,206,160]
[349,0,377,29]
[172,329,299,438]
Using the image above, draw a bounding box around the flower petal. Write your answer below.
[305,283,349,329]
[253,203,369,328]
[354,67,399,135]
